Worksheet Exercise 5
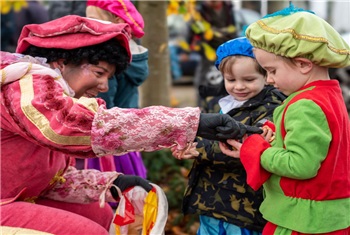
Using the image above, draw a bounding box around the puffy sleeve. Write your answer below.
[92,105,200,156]
[41,166,119,204]
[1,69,200,158]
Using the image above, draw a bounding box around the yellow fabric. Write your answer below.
[142,190,158,235]
[0,226,53,235]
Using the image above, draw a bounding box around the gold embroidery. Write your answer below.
[19,75,91,145]
[49,169,66,185]
[118,0,143,33]
[25,62,33,75]
[1,69,6,85]
[257,20,350,55]
[23,196,38,204]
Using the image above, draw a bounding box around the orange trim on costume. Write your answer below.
[117,0,143,33]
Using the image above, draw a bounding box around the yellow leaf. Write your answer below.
[225,24,236,33]
[159,43,167,53]
[193,45,201,51]
[178,40,190,51]
[202,42,216,61]
[13,0,28,12]
[203,29,213,41]
[0,2,12,14]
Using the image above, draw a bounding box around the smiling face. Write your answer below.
[253,48,308,96]
[58,60,116,98]
[222,56,266,101]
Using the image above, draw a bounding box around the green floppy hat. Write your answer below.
[245,4,350,68]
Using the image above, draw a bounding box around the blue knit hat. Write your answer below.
[215,37,255,69]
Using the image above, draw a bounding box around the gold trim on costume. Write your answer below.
[1,69,6,85]
[49,169,66,185]
[76,97,99,113]
[19,75,91,145]
[257,20,350,55]
[118,0,143,33]
[1,226,54,235]
[23,196,38,204]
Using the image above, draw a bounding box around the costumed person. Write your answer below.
[172,37,285,235]
[220,4,350,235]
[0,15,262,235]
[84,0,148,181]
[189,0,237,110]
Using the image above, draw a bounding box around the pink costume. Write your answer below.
[0,16,200,235]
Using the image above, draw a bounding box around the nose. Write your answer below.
[235,81,245,90]
[98,78,109,93]
[266,75,274,85]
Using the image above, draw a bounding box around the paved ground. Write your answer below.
[171,76,197,108]
[172,83,197,108]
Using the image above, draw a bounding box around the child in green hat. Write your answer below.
[220,3,350,235]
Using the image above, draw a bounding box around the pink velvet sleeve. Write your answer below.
[91,106,200,156]
[240,134,272,191]
[42,166,119,204]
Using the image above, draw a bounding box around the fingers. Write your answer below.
[226,139,242,149]
[219,140,241,158]
[245,125,263,134]
[261,126,275,143]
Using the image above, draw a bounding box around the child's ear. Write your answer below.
[293,57,313,74]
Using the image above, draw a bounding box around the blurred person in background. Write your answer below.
[1,0,48,52]
[48,0,86,19]
[189,0,238,111]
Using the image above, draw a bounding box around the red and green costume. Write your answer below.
[240,80,350,234]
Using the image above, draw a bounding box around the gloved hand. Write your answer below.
[111,175,152,199]
[196,113,263,141]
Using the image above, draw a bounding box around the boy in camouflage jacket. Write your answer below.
[173,37,285,234]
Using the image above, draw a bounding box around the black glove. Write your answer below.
[196,113,263,141]
[111,175,152,199]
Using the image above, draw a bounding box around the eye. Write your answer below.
[245,78,256,82]
[268,70,276,75]
[225,77,235,82]
[94,71,104,77]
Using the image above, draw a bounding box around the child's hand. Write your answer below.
[261,126,275,143]
[171,142,199,160]
[219,139,242,158]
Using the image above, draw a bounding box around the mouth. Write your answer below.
[234,93,249,97]
[84,92,98,98]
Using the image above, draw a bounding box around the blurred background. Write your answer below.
[1,1,349,234]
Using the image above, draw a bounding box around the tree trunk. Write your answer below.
[138,1,170,107]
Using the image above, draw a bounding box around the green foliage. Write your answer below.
[142,149,193,209]
[142,149,199,234]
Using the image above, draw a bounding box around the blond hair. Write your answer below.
[86,6,117,23]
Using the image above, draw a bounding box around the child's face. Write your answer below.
[60,61,116,98]
[223,56,266,101]
[253,48,305,96]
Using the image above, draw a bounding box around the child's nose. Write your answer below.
[266,75,274,85]
[235,81,245,89]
